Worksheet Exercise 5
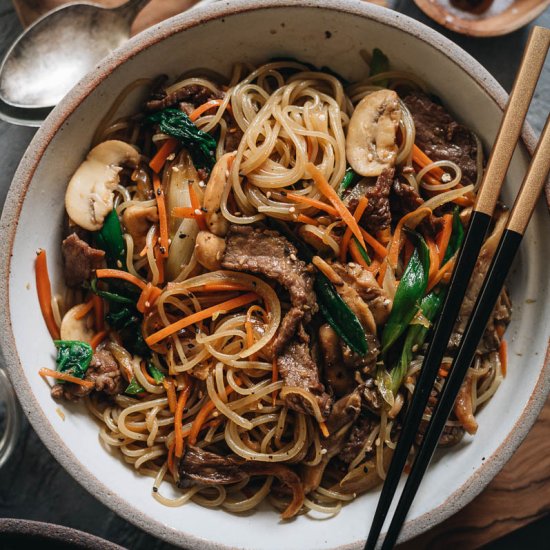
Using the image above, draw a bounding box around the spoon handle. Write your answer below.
[115,0,153,23]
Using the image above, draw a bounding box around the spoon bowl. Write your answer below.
[0,0,150,120]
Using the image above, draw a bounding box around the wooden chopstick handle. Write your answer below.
[507,116,550,235]
[475,26,550,217]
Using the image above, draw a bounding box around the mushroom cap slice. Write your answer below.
[65,140,140,231]
[60,304,95,343]
[346,89,401,177]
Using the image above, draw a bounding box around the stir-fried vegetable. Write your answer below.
[125,377,145,395]
[145,108,217,170]
[381,230,430,353]
[147,363,165,384]
[370,48,390,86]
[389,208,465,392]
[90,279,149,357]
[54,340,93,380]
[95,208,126,269]
[338,167,361,196]
[269,219,368,355]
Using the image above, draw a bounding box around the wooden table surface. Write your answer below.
[0,1,549,548]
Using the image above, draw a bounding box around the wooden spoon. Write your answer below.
[414,0,550,37]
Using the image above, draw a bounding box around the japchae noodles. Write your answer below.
[36,52,511,518]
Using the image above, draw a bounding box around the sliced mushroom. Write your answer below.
[60,304,95,343]
[65,140,140,231]
[204,152,235,236]
[346,89,401,177]
[122,204,159,251]
[195,230,226,271]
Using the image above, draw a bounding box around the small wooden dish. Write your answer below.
[414,0,550,37]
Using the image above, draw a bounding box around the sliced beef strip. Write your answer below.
[276,340,332,419]
[221,225,318,354]
[301,390,362,494]
[343,168,394,233]
[146,84,223,111]
[404,91,479,185]
[390,179,444,235]
[177,445,249,488]
[178,445,304,519]
[61,233,105,287]
[51,348,123,401]
[338,414,377,464]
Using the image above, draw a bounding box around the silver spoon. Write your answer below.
[0,0,151,127]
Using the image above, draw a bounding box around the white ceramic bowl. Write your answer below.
[1,1,549,548]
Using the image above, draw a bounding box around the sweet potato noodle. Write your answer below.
[38,54,511,519]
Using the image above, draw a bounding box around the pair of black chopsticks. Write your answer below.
[366,26,550,550]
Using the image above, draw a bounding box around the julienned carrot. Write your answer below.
[188,384,238,445]
[285,192,339,217]
[153,174,169,258]
[140,361,157,386]
[90,330,108,350]
[146,292,259,346]
[163,378,177,413]
[154,245,165,285]
[412,144,445,178]
[172,206,198,219]
[499,339,507,378]
[92,295,104,332]
[307,163,367,250]
[340,196,369,262]
[359,228,388,258]
[35,250,61,340]
[319,421,330,438]
[96,268,147,291]
[425,234,440,281]
[188,182,207,231]
[427,256,456,292]
[39,367,94,388]
[74,298,94,320]
[136,283,162,314]
[187,283,250,293]
[436,214,453,265]
[377,228,391,245]
[296,214,319,226]
[174,382,192,458]
[189,99,226,122]
[149,138,178,174]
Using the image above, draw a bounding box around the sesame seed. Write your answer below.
[116,260,123,268]
[441,172,452,183]
[289,206,296,213]
[199,180,206,187]
[266,191,272,198]
[194,208,202,216]
[172,166,180,173]
[289,253,297,261]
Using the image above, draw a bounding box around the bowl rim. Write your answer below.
[0,0,547,548]
[0,518,124,549]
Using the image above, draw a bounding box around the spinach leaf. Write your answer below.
[90,280,149,358]
[95,209,126,269]
[381,230,430,353]
[145,108,217,170]
[54,340,93,380]
[125,377,145,395]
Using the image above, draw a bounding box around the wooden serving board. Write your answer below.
[9,1,550,548]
